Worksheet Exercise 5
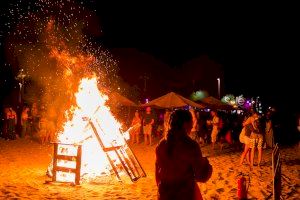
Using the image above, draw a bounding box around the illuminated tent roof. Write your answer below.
[109,92,137,107]
[141,92,206,109]
[201,96,234,110]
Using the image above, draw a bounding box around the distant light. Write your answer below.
[204,108,211,112]
[191,90,208,101]
[145,98,149,103]
[117,87,120,90]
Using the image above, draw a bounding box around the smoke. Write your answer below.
[4,0,119,130]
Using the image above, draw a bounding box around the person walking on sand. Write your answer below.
[156,110,212,200]
[143,107,155,145]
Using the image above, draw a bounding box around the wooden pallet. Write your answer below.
[52,143,82,185]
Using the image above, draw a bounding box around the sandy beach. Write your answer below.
[0,138,299,200]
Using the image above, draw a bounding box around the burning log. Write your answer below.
[52,143,82,185]
[88,117,146,182]
[47,80,146,185]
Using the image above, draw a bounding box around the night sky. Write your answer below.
[94,4,298,110]
[0,0,298,112]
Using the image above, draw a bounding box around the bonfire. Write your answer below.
[42,19,145,185]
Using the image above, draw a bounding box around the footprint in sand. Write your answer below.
[226,167,235,177]
[0,189,10,195]
[209,193,220,199]
[115,197,126,199]
[216,188,224,194]
[229,188,237,194]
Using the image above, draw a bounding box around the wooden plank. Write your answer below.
[121,135,147,178]
[103,146,122,152]
[89,121,121,181]
[118,148,139,180]
[53,166,77,173]
[272,144,278,176]
[75,145,82,185]
[272,144,281,200]
[113,148,134,181]
[52,143,58,182]
[123,144,146,178]
[51,142,81,146]
[56,155,78,161]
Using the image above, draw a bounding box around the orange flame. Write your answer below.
[55,77,128,182]
[45,19,130,183]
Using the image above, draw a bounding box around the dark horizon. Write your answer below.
[0,0,298,112]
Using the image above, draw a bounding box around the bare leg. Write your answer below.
[239,145,250,165]
[250,147,255,167]
[220,141,224,151]
[247,148,251,164]
[149,134,152,146]
[144,135,147,145]
[257,147,262,166]
[211,142,215,154]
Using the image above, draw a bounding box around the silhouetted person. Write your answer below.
[21,106,31,138]
[207,110,220,152]
[6,107,17,140]
[265,111,274,148]
[143,107,155,145]
[155,110,212,200]
[129,110,142,144]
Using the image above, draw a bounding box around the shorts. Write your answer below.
[143,124,152,135]
[249,133,263,148]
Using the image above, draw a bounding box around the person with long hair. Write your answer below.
[239,111,259,165]
[155,109,212,200]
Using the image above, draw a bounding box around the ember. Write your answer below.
[48,76,146,184]
[42,19,145,184]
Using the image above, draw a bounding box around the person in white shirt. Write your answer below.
[207,110,219,152]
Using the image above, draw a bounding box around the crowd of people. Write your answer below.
[1,102,291,162]
[127,107,284,170]
[0,103,57,144]
[129,107,275,148]
[152,108,291,199]
[1,102,299,199]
